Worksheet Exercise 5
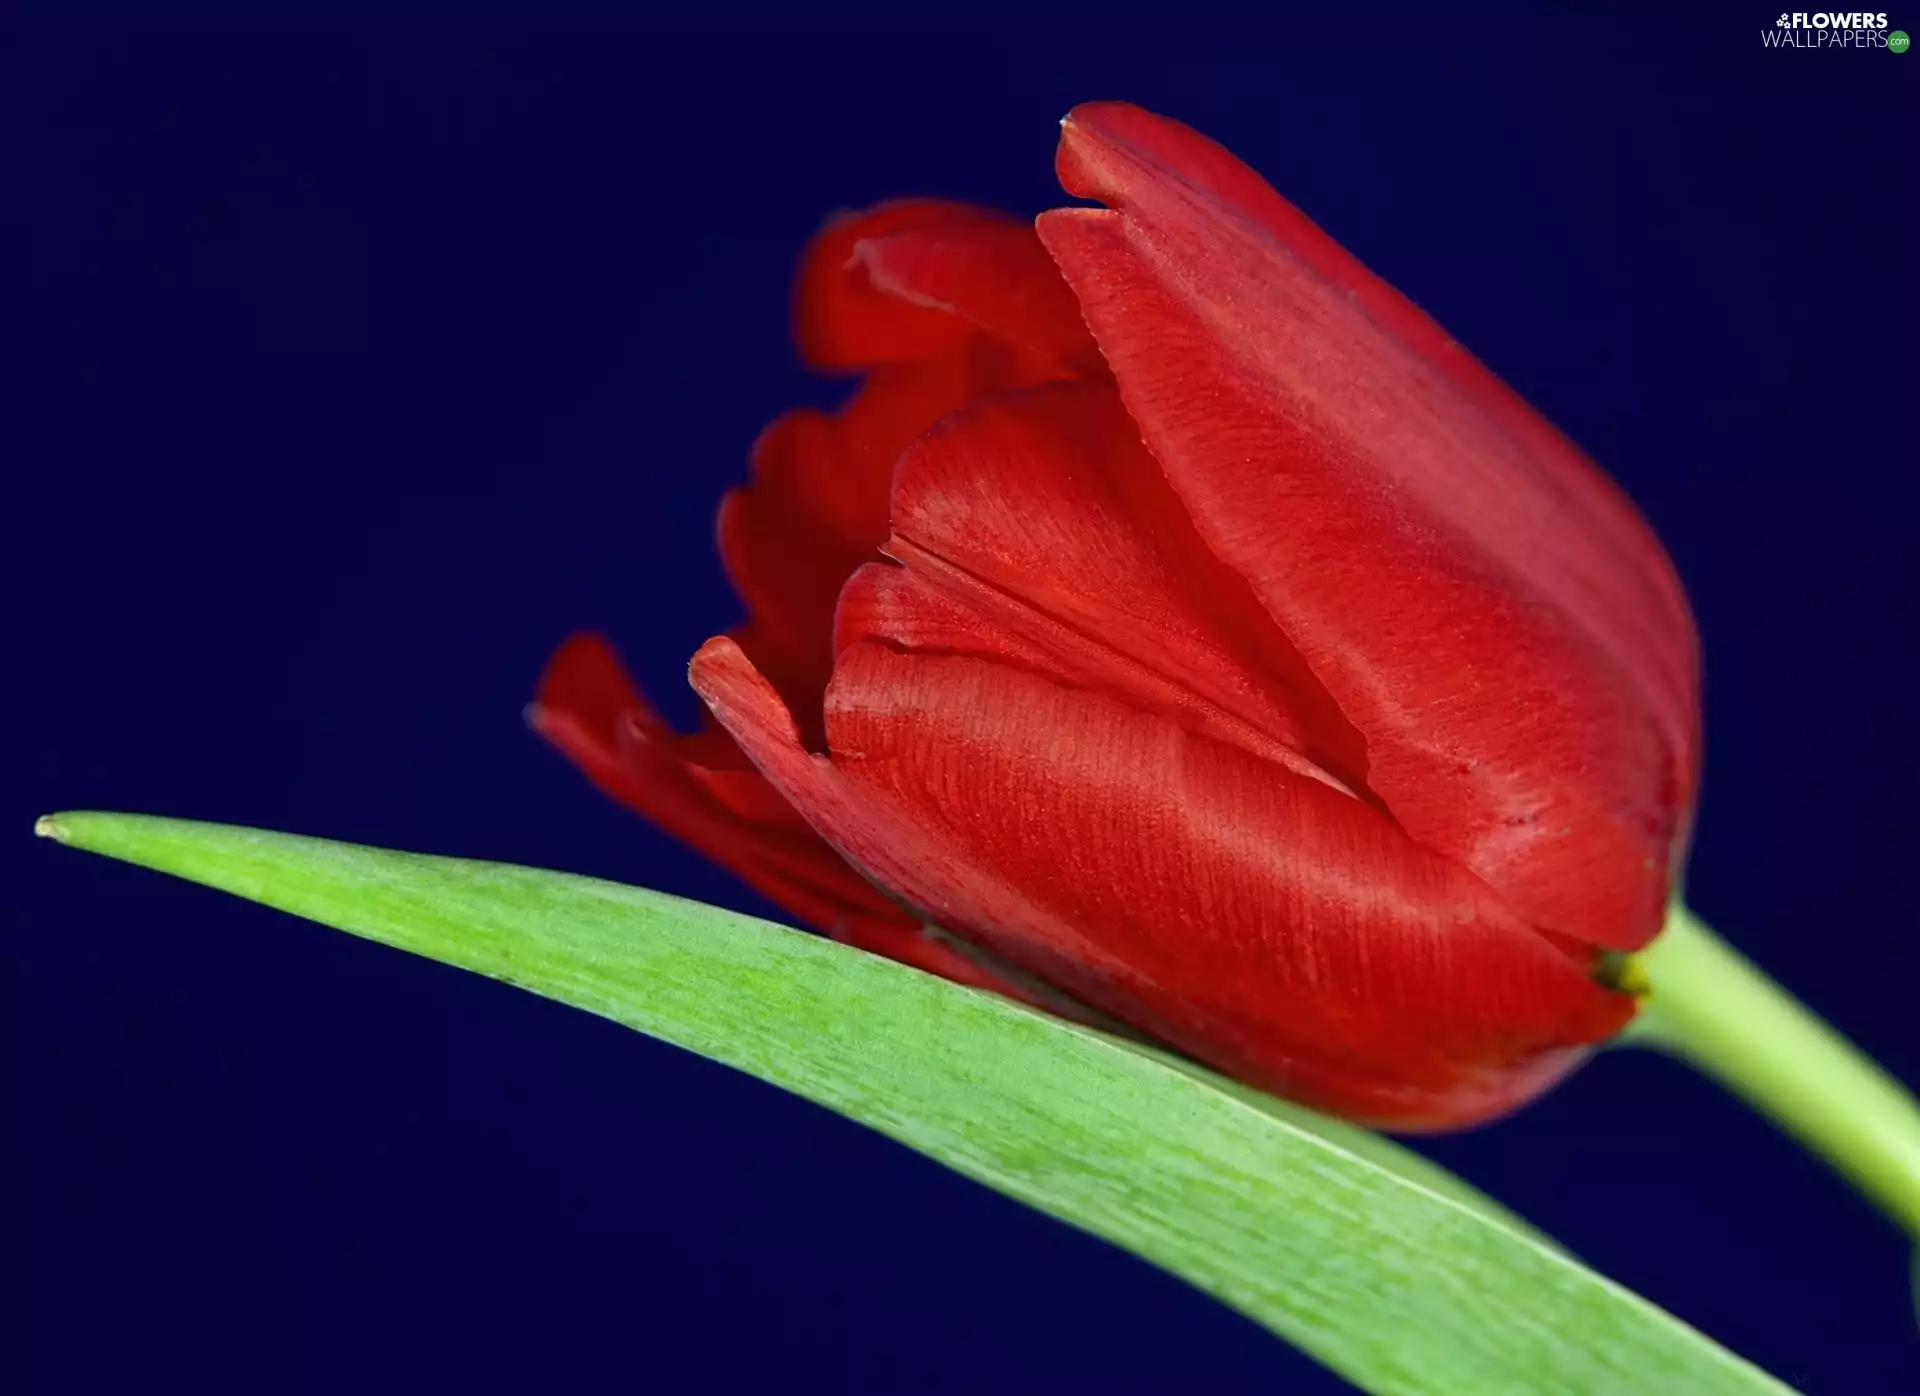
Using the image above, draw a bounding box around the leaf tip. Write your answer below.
[34,814,71,844]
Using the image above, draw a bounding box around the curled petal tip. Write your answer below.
[689,635,804,750]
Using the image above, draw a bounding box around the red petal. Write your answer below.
[531,632,912,940]
[1039,102,1699,950]
[836,561,1068,679]
[721,198,1104,728]
[720,343,1089,722]
[855,379,1369,793]
[795,199,1098,375]
[692,635,1634,1130]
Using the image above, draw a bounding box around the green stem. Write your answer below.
[1626,904,1920,1238]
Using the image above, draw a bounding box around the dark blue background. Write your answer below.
[7,8,1915,1393]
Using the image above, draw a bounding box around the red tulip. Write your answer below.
[533,102,1700,1130]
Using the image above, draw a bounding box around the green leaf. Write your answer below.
[37,811,1793,1396]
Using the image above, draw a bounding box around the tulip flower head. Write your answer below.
[533,102,1700,1131]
